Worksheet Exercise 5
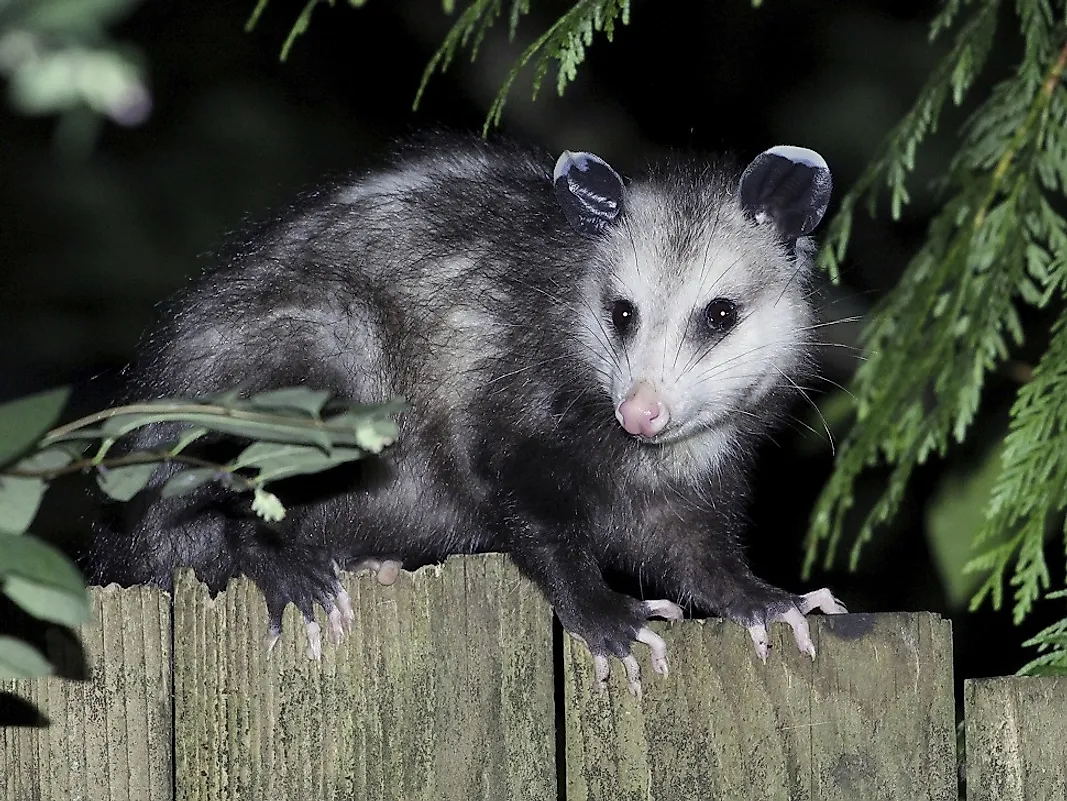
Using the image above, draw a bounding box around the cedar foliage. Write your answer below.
[804,0,1067,675]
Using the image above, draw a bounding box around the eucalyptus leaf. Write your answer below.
[0,448,73,535]
[161,467,217,499]
[96,461,158,501]
[100,411,332,450]
[0,636,53,679]
[3,574,90,627]
[235,442,367,483]
[204,386,250,407]
[0,535,89,627]
[250,387,333,417]
[173,426,210,454]
[0,477,45,536]
[0,534,87,594]
[42,426,108,447]
[0,386,70,466]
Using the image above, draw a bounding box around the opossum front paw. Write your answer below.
[743,587,847,662]
[563,596,683,698]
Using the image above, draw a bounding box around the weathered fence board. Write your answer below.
[965,676,1067,801]
[173,553,556,801]
[563,611,957,801]
[8,557,1067,801]
[0,585,172,801]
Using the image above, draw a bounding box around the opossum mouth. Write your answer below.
[622,421,707,447]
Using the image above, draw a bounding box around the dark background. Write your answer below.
[0,0,1040,694]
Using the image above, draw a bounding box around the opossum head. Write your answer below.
[554,146,832,452]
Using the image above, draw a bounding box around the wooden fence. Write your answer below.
[1,554,1065,800]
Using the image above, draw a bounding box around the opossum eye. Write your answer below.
[703,298,737,333]
[611,299,637,337]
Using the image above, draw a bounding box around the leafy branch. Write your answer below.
[0,385,405,679]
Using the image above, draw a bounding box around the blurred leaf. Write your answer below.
[252,488,285,522]
[926,443,1007,610]
[5,0,145,33]
[0,448,73,535]
[95,461,157,501]
[161,467,217,499]
[0,534,89,627]
[0,386,70,466]
[0,636,53,679]
[250,387,332,417]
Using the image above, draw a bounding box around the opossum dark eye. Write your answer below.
[704,298,737,332]
[611,299,636,337]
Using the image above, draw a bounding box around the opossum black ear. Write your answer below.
[739,146,832,240]
[553,150,625,235]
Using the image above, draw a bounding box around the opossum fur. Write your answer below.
[88,133,845,691]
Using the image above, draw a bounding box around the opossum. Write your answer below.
[89,133,845,693]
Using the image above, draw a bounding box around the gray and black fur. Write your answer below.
[89,133,844,691]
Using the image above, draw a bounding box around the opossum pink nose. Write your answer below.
[616,382,670,438]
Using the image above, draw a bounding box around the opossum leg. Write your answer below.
[353,558,403,586]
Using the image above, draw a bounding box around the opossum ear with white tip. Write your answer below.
[553,150,625,235]
[739,146,832,240]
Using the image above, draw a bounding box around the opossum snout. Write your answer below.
[616,381,670,438]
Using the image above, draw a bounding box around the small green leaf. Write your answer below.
[96,461,158,501]
[161,467,217,499]
[235,442,367,483]
[250,387,333,417]
[251,488,285,522]
[0,386,70,466]
[0,636,53,679]
[100,411,332,451]
[172,426,209,455]
[0,535,89,627]
[0,448,73,535]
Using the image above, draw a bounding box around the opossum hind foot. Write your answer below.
[353,557,404,586]
[745,588,847,662]
[255,551,355,659]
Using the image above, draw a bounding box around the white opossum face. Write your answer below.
[586,226,813,445]
[554,146,832,447]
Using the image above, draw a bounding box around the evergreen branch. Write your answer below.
[967,311,1067,619]
[483,0,630,134]
[816,0,1000,282]
[1018,591,1067,675]
[414,0,504,111]
[413,0,631,134]
[807,11,1067,583]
